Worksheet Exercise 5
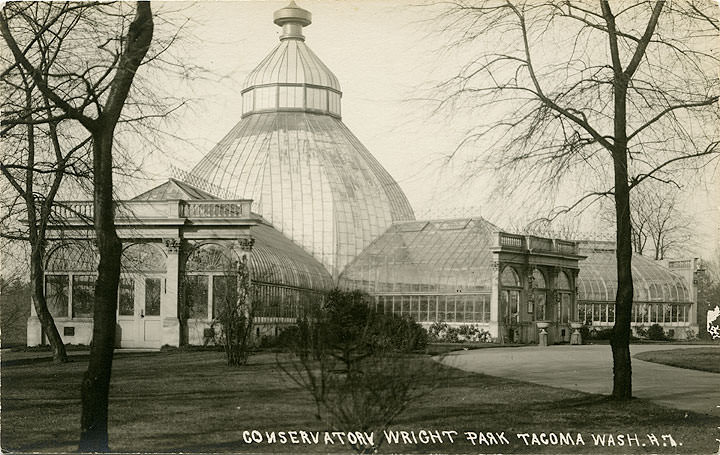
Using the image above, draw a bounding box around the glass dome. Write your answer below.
[191,3,415,278]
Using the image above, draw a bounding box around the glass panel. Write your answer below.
[72,275,94,318]
[607,304,615,323]
[242,90,253,113]
[532,269,546,288]
[483,295,490,322]
[184,275,208,319]
[279,86,304,108]
[118,278,135,316]
[254,86,276,110]
[456,298,465,322]
[306,87,327,111]
[419,297,428,322]
[328,92,341,115]
[213,275,237,319]
[145,278,161,317]
[561,293,570,323]
[45,275,68,318]
[593,304,600,323]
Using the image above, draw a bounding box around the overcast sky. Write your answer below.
[133,1,720,259]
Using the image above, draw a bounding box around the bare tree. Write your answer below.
[210,258,256,366]
[1,56,94,362]
[1,2,156,450]
[600,182,692,259]
[433,0,719,399]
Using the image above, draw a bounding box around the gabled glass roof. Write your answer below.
[577,242,691,303]
[339,218,499,294]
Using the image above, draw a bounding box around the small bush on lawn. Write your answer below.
[647,324,666,341]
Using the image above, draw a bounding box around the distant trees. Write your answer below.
[433,0,719,400]
[600,182,692,259]
[280,289,435,454]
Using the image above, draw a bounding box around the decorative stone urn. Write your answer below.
[536,321,551,346]
[570,322,583,345]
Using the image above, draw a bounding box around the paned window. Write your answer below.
[72,275,94,318]
[46,275,69,318]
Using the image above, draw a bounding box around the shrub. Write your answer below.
[647,324,666,341]
[579,325,590,343]
[589,327,614,340]
[635,325,649,339]
[427,322,492,343]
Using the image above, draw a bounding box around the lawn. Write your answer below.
[634,347,720,373]
[1,350,718,453]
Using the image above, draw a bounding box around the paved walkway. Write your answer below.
[441,344,720,416]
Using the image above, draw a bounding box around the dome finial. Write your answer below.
[274,1,312,41]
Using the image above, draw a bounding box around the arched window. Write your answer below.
[556,271,572,324]
[122,243,167,273]
[186,243,235,272]
[556,271,571,290]
[532,269,546,288]
[501,266,520,287]
[46,242,98,272]
[501,266,521,325]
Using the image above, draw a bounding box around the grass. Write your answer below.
[634,347,720,373]
[2,350,718,454]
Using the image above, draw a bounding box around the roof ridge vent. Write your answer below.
[274,1,312,41]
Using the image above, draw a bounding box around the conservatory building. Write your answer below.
[28,2,699,348]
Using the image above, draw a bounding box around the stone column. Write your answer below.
[489,258,501,341]
[162,238,182,347]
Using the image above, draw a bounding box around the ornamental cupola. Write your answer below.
[241,1,342,118]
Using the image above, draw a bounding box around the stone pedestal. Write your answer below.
[570,323,583,345]
[538,329,548,346]
[536,321,550,347]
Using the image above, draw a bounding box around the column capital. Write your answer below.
[163,238,182,254]
[238,237,255,251]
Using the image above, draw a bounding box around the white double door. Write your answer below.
[117,275,163,348]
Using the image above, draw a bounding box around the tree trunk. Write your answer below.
[610,85,633,401]
[29,242,68,363]
[79,132,122,452]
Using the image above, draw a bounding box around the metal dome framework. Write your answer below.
[191,4,416,278]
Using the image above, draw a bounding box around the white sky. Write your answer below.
[132,0,720,259]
